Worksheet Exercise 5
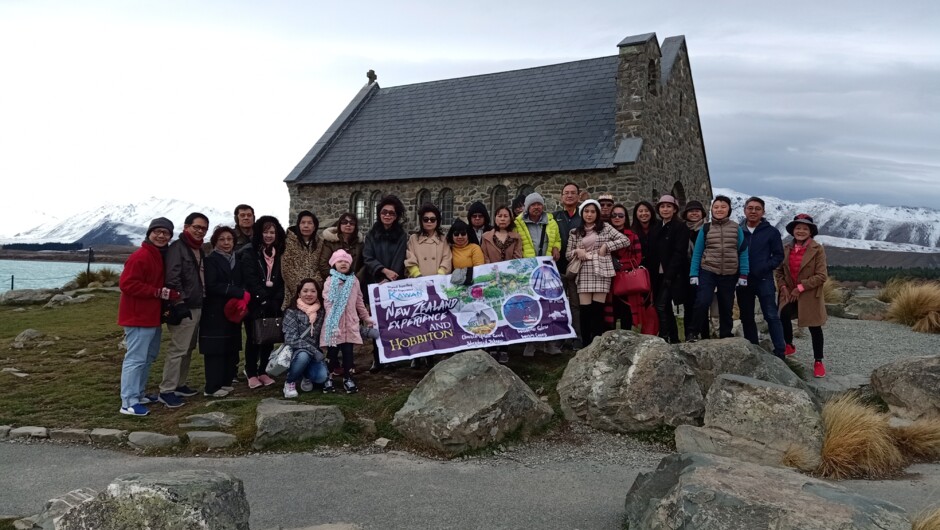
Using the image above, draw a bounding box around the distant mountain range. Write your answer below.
[2,191,940,256]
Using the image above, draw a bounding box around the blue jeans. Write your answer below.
[286,349,328,385]
[739,278,787,356]
[692,270,736,338]
[121,326,162,408]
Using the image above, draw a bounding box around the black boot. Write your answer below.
[579,304,594,346]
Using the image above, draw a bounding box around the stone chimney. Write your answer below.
[616,33,661,138]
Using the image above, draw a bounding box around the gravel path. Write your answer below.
[788,316,940,377]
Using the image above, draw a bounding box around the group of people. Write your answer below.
[116,187,829,417]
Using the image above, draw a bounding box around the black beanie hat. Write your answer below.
[146,217,174,237]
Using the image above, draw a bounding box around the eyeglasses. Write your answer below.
[599,201,614,206]
[422,217,437,223]
[745,206,763,212]
[340,219,356,225]
[151,229,171,237]
[380,210,397,217]
[452,232,468,237]
[189,225,209,232]
[610,213,626,218]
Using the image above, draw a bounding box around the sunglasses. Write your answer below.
[422,217,438,223]
[340,219,356,225]
[452,231,468,237]
[610,213,626,218]
[380,210,397,217]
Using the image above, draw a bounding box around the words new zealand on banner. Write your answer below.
[368,258,576,362]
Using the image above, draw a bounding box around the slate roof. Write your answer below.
[287,56,620,185]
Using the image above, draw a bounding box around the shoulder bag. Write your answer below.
[611,255,650,297]
[265,343,292,376]
[252,316,284,345]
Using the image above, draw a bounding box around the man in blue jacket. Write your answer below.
[737,197,787,359]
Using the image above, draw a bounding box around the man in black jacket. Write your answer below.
[554,182,583,346]
[737,197,787,358]
[158,212,208,407]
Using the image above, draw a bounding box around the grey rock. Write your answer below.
[557,331,704,433]
[179,412,237,429]
[16,487,98,530]
[845,297,890,320]
[127,431,180,449]
[871,355,940,420]
[393,350,553,456]
[73,349,87,357]
[89,429,126,444]
[624,452,910,529]
[0,425,10,439]
[676,337,815,400]
[49,429,92,443]
[804,373,871,402]
[355,417,377,437]
[12,307,26,312]
[56,470,249,530]
[253,399,344,449]
[43,294,74,308]
[13,329,45,348]
[675,375,823,467]
[1,289,60,306]
[826,303,853,319]
[10,426,49,439]
[187,431,237,449]
[86,281,103,288]
[374,437,391,448]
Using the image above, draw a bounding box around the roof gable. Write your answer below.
[289,56,619,184]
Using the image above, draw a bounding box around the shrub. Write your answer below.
[891,419,940,462]
[913,506,940,530]
[96,267,120,283]
[878,277,920,303]
[887,282,940,333]
[817,393,905,479]
[822,277,845,304]
[72,270,97,288]
[71,267,121,288]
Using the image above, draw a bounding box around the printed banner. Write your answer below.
[368,258,576,362]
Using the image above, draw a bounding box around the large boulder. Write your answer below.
[675,375,823,467]
[557,331,704,433]
[253,399,344,449]
[844,297,890,320]
[14,487,98,530]
[871,355,940,420]
[0,288,61,306]
[624,452,910,530]
[392,349,552,456]
[675,337,813,399]
[55,470,249,530]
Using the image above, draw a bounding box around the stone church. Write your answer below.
[285,32,712,228]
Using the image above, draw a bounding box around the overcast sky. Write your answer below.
[1,0,938,235]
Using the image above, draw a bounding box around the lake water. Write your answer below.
[0,259,124,293]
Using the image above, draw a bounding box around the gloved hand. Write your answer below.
[689,277,699,286]
[156,287,181,300]
[737,277,748,287]
[241,291,252,303]
[171,304,193,322]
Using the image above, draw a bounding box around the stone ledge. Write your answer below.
[187,431,238,449]
[9,426,48,439]
[128,431,181,449]
[49,428,92,443]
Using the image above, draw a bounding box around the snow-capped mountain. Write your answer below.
[3,198,232,247]
[713,188,940,253]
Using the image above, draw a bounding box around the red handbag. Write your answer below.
[612,265,651,297]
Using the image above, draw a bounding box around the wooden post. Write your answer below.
[87,247,94,275]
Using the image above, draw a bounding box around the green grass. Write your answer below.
[0,293,595,456]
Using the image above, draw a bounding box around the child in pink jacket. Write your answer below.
[321,249,374,394]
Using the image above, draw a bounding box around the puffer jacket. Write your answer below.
[744,219,784,280]
[117,242,165,327]
[514,213,561,258]
[361,223,407,284]
[236,245,284,320]
[690,218,750,277]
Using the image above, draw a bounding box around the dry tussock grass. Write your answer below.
[891,419,940,462]
[781,444,819,472]
[887,282,940,333]
[823,277,845,304]
[877,277,916,303]
[817,394,905,479]
[913,506,940,530]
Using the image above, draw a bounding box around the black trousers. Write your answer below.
[327,343,355,374]
[780,301,824,360]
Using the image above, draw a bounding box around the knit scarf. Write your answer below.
[295,298,321,335]
[212,249,235,270]
[262,246,276,286]
[323,268,355,347]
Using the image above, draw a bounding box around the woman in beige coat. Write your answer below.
[566,200,630,347]
[405,204,452,278]
[480,206,523,265]
[774,214,828,378]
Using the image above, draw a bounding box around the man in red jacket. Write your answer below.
[118,218,180,416]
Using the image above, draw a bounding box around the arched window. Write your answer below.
[416,188,431,224]
[518,184,535,200]
[352,192,366,224]
[438,188,455,223]
[648,59,659,96]
[670,181,686,208]
[491,185,509,213]
[369,190,383,228]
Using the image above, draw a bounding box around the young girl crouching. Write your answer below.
[281,278,328,398]
[322,249,374,394]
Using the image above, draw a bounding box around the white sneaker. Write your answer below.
[523,343,536,357]
[283,382,298,399]
[300,378,313,392]
[545,342,563,355]
[203,388,230,398]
